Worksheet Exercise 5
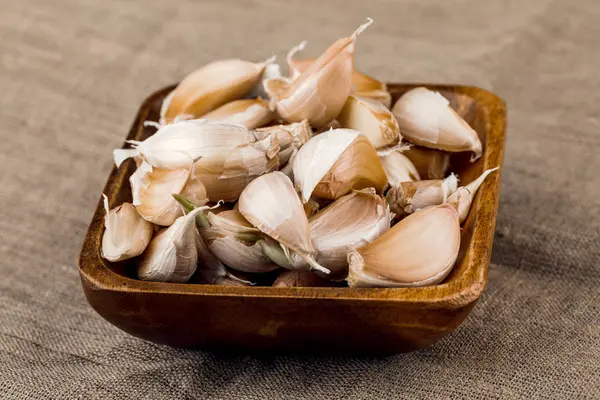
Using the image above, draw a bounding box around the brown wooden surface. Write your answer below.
[78,83,506,354]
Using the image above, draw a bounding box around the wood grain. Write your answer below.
[78,84,506,354]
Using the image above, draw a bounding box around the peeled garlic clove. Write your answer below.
[137,207,207,282]
[272,270,334,288]
[130,161,208,226]
[114,120,254,169]
[253,120,312,151]
[448,167,499,223]
[293,128,388,202]
[101,194,153,262]
[201,98,274,129]
[392,87,482,160]
[337,94,401,149]
[386,174,458,216]
[268,19,372,128]
[305,188,391,278]
[379,151,420,187]
[162,58,274,124]
[347,203,460,288]
[238,172,329,274]
[401,145,450,180]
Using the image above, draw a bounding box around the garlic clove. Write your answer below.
[304,188,391,278]
[272,270,335,288]
[379,150,420,187]
[238,171,329,274]
[337,94,401,149]
[400,145,450,180]
[293,128,388,202]
[130,161,208,226]
[448,167,499,223]
[347,203,460,287]
[162,58,275,124]
[247,61,283,100]
[101,194,153,262]
[200,98,275,129]
[253,120,312,151]
[268,19,372,128]
[137,207,208,282]
[391,87,482,160]
[386,174,458,217]
[114,119,254,170]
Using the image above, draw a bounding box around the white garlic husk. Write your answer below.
[101,194,153,262]
[448,167,499,223]
[386,174,458,216]
[347,203,460,287]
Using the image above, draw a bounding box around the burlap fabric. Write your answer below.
[1,0,599,398]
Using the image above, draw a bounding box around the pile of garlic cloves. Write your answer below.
[101,19,499,289]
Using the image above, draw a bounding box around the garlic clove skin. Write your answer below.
[305,188,391,278]
[101,194,153,262]
[401,145,450,180]
[238,172,329,274]
[130,161,208,226]
[392,87,482,161]
[347,203,460,288]
[246,61,283,100]
[293,128,388,202]
[269,19,372,128]
[137,207,207,283]
[448,167,499,223]
[386,174,458,217]
[337,94,401,149]
[272,270,334,288]
[162,58,274,124]
[253,120,312,151]
[200,98,275,129]
[379,151,420,187]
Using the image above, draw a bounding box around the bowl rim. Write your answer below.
[78,83,506,308]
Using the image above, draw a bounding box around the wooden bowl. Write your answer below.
[78,84,506,354]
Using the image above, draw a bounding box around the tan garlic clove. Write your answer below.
[265,19,372,128]
[300,188,391,278]
[130,161,208,226]
[238,172,329,274]
[392,87,482,160]
[137,207,208,283]
[379,150,420,187]
[253,120,312,151]
[293,128,388,202]
[337,94,401,149]
[386,174,458,216]
[347,203,460,287]
[161,57,275,124]
[101,194,153,262]
[272,270,334,288]
[448,167,499,223]
[401,145,450,180]
[200,98,275,129]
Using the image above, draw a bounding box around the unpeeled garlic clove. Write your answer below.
[347,203,460,287]
[386,174,458,216]
[253,120,312,151]
[293,128,388,202]
[162,57,275,124]
[101,194,153,262]
[392,87,482,160]
[379,150,420,187]
[448,167,499,223]
[299,188,391,278]
[400,145,450,180]
[272,270,335,288]
[200,98,275,129]
[337,94,401,149]
[137,207,208,282]
[238,171,330,274]
[265,19,372,128]
[130,161,208,226]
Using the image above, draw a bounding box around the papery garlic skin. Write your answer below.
[201,98,274,129]
[253,120,312,151]
[448,167,499,223]
[101,194,153,262]
[386,174,458,216]
[162,58,274,124]
[347,203,460,288]
[379,151,420,187]
[392,87,482,160]
[337,94,401,149]
[272,270,333,288]
[401,146,450,180]
[137,207,207,283]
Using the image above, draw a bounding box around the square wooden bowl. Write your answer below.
[78,84,506,354]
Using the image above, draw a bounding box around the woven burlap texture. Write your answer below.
[1,0,599,398]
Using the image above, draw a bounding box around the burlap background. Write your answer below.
[1,0,599,398]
